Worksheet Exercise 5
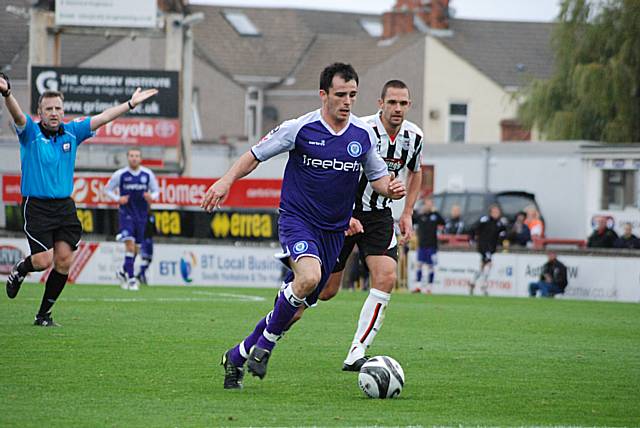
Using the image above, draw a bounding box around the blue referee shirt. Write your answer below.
[15,116,94,199]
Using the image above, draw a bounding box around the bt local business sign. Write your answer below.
[2,175,281,209]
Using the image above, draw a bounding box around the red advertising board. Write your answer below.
[2,174,281,208]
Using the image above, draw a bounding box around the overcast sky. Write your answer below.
[188,0,562,22]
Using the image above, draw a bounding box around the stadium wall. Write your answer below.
[1,238,638,303]
[407,249,640,303]
[0,239,283,288]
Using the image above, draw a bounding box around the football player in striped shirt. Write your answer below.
[328,80,424,371]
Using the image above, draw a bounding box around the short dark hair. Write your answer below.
[380,79,409,99]
[319,63,359,93]
[127,147,142,156]
[38,90,64,107]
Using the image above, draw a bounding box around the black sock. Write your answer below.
[37,269,68,316]
[17,256,35,276]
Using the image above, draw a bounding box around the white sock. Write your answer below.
[472,270,480,285]
[480,265,491,290]
[344,288,391,364]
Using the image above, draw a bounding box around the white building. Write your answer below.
[422,142,640,239]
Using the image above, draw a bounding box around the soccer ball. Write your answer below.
[358,356,405,399]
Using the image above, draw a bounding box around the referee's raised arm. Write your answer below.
[0,72,27,127]
[89,87,158,131]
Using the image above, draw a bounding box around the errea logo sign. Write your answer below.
[302,155,361,172]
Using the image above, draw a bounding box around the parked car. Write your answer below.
[420,190,543,234]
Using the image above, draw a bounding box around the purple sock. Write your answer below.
[256,287,304,352]
[138,257,150,277]
[228,316,268,366]
[428,271,435,284]
[416,269,423,282]
[124,252,135,279]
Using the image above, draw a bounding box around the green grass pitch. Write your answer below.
[1,283,639,427]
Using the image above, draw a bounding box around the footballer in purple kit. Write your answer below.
[105,148,159,291]
[201,63,407,389]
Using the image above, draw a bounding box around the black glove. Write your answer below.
[0,72,11,97]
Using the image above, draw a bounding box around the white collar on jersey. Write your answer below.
[318,110,352,136]
[125,166,144,176]
[374,112,405,140]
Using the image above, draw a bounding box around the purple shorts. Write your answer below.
[277,213,344,306]
[140,237,153,258]
[117,214,146,244]
[417,247,438,265]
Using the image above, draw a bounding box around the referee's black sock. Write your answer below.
[17,256,35,276]
[37,269,68,316]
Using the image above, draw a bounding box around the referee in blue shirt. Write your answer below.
[0,72,157,326]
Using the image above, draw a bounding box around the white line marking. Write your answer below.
[191,290,266,302]
[21,293,267,304]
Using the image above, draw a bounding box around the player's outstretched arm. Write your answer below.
[201,151,260,212]
[90,87,158,131]
[371,173,406,201]
[0,73,26,127]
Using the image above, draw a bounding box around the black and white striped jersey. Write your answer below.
[354,113,423,212]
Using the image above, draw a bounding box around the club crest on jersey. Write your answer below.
[347,141,362,157]
[141,175,148,184]
[62,142,71,152]
[293,241,309,254]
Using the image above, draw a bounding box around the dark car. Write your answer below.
[423,190,542,234]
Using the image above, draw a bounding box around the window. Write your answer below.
[223,11,260,36]
[245,87,263,143]
[359,18,383,38]
[448,102,468,143]
[191,88,202,141]
[495,194,537,219]
[602,170,636,210]
[465,194,486,222]
[441,194,466,218]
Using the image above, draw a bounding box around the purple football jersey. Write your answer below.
[252,110,388,231]
[105,166,159,222]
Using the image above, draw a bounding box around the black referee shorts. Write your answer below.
[478,247,496,264]
[332,208,398,273]
[22,197,83,254]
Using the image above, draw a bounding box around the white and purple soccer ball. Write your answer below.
[358,356,405,399]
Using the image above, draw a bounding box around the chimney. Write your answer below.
[382,0,449,38]
[500,119,531,142]
[429,0,450,30]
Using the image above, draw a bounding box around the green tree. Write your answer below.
[519,0,640,142]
